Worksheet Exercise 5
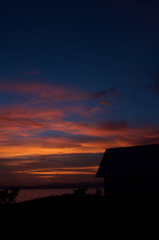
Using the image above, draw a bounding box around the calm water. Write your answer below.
[0,188,104,203]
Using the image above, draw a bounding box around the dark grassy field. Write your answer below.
[0,194,159,239]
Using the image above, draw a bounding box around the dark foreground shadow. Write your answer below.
[0,192,159,239]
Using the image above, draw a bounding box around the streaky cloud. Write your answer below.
[100,100,112,106]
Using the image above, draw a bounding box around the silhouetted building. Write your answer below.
[95,144,159,198]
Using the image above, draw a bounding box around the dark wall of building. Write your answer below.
[104,175,159,198]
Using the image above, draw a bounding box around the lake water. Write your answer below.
[0,188,105,203]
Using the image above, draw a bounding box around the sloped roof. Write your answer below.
[95,144,159,177]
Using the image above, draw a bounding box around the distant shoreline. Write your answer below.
[0,181,104,189]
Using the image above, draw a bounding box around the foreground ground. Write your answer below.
[0,194,159,239]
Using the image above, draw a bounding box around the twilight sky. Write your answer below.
[1,0,159,187]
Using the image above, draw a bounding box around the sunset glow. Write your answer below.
[0,81,159,186]
[1,0,159,187]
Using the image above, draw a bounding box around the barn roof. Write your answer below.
[95,144,159,177]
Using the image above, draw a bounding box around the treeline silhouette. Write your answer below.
[0,186,102,204]
[0,188,19,204]
[73,186,88,195]
[73,186,102,196]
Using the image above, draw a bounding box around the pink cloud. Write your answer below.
[0,81,88,102]
[100,100,112,106]
[0,81,119,104]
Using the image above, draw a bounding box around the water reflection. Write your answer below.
[14,188,104,203]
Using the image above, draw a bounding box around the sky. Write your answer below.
[1,0,159,187]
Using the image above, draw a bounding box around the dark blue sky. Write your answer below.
[1,0,159,186]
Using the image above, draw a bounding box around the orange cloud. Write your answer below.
[0,81,159,178]
[0,81,86,102]
[2,160,37,166]
[11,166,99,178]
[14,171,95,175]
[0,123,159,159]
